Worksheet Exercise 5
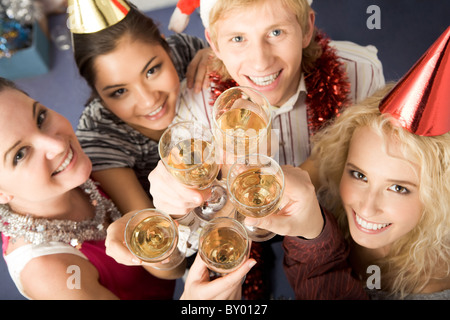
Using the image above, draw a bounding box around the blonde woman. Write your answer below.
[263,27,450,299]
[247,85,450,299]
[310,84,450,299]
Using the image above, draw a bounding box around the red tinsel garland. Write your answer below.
[304,31,351,135]
[207,31,350,300]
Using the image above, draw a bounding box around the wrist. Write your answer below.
[297,205,325,240]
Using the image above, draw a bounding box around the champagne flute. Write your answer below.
[124,208,185,269]
[159,121,227,222]
[199,216,250,276]
[227,154,285,242]
[212,86,273,168]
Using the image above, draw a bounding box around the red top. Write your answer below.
[80,240,175,300]
[282,209,368,300]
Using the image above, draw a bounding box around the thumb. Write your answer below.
[243,216,261,227]
[188,253,211,282]
[222,258,257,285]
[207,258,257,297]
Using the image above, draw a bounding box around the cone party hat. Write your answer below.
[68,0,130,34]
[379,26,450,136]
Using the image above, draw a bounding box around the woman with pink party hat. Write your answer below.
[246,26,450,299]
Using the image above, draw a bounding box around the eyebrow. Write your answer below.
[101,56,158,92]
[3,101,39,165]
[346,162,418,187]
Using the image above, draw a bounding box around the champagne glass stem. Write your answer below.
[235,211,276,242]
[193,181,227,222]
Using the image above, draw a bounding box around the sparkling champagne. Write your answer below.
[230,168,283,218]
[215,108,270,157]
[216,108,267,132]
[166,138,219,189]
[200,227,248,273]
[129,215,176,260]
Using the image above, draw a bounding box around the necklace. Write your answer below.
[0,179,121,247]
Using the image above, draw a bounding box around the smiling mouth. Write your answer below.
[355,212,392,231]
[147,97,168,117]
[247,71,281,86]
[52,148,73,176]
[148,104,164,116]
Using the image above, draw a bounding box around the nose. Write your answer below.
[135,85,159,111]
[251,39,273,72]
[358,187,383,219]
[36,133,66,160]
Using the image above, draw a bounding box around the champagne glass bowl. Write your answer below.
[199,216,250,275]
[227,154,285,242]
[212,86,272,166]
[124,208,185,269]
[159,121,227,221]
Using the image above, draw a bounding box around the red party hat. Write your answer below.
[379,26,450,136]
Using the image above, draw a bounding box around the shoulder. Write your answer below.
[20,250,115,299]
[77,99,121,128]
[167,33,208,79]
[76,100,141,144]
[167,33,207,50]
[330,40,386,102]
[330,40,383,67]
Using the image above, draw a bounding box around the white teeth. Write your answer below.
[148,105,163,116]
[248,71,280,86]
[53,148,73,175]
[355,213,391,231]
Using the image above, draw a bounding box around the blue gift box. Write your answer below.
[0,21,50,80]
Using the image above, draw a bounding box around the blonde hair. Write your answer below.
[311,84,450,298]
[207,0,322,81]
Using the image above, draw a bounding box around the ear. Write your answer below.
[302,11,316,48]
[205,28,222,60]
[0,192,13,204]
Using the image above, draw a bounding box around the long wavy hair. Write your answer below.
[206,0,322,81]
[311,84,450,298]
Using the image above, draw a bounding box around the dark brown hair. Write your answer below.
[0,77,19,92]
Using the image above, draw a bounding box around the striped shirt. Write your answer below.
[76,33,207,194]
[175,40,386,167]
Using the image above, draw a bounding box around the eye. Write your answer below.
[37,109,47,129]
[269,29,282,37]
[13,147,29,166]
[110,88,126,98]
[231,35,244,43]
[388,184,409,194]
[350,170,367,182]
[146,63,162,78]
